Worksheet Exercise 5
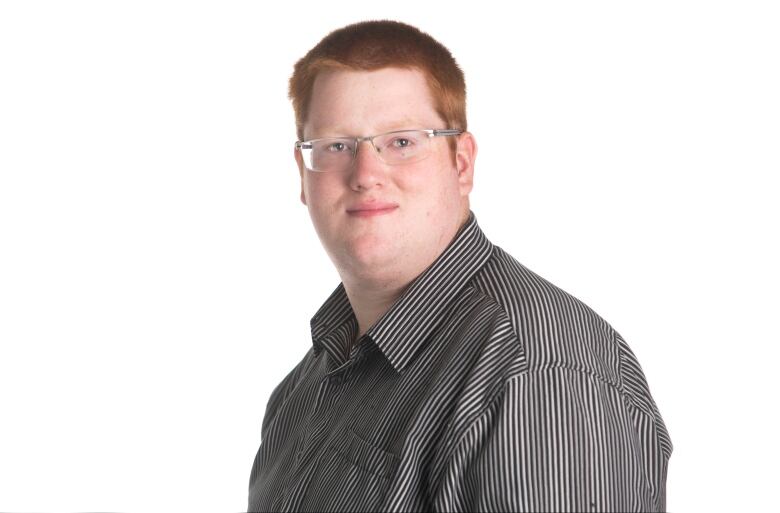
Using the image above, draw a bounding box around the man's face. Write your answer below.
[296,67,475,284]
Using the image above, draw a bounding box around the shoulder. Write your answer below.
[455,245,671,449]
[469,245,633,393]
[261,347,317,433]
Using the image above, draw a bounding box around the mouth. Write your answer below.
[346,204,399,218]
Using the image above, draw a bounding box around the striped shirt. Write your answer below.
[248,211,672,512]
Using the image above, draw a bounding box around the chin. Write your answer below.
[342,233,397,269]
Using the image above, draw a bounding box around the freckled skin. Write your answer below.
[295,66,477,321]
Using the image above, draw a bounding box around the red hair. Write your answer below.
[289,20,467,142]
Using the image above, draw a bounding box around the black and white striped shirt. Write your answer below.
[248,211,672,512]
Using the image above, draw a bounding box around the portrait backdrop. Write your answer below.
[0,1,777,511]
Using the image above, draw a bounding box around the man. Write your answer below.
[248,20,672,512]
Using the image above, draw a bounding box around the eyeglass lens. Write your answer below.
[304,130,431,172]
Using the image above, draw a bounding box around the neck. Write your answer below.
[342,276,408,339]
[339,207,472,340]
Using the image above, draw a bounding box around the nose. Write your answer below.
[348,139,388,191]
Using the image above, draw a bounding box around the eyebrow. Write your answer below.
[306,122,429,140]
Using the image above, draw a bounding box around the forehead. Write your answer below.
[305,67,444,139]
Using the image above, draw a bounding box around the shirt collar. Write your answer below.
[310,210,494,374]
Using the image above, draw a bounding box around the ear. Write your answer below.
[294,146,307,206]
[455,131,477,197]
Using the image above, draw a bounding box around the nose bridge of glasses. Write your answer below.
[354,135,375,150]
[353,136,382,159]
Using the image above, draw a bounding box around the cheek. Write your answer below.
[305,176,340,213]
[400,163,459,216]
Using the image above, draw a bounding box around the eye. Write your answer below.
[327,141,349,152]
[391,137,413,148]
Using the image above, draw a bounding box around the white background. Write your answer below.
[1,1,777,511]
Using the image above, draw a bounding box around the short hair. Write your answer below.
[289,20,467,142]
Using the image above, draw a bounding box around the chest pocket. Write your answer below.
[302,428,401,512]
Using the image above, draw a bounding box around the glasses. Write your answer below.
[295,128,463,173]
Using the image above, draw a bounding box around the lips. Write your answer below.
[346,201,399,217]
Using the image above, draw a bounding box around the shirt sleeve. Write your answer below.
[433,366,671,512]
